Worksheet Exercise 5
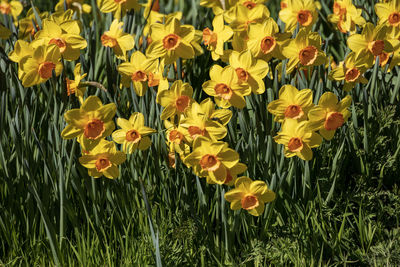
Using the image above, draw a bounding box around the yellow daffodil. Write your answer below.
[375,0,400,35]
[117,51,159,96]
[142,11,182,37]
[247,18,291,62]
[112,112,156,154]
[206,162,247,186]
[224,4,269,33]
[279,0,319,32]
[79,139,126,179]
[0,23,10,39]
[379,31,400,71]
[282,28,326,74]
[157,80,194,120]
[184,136,240,184]
[32,19,87,61]
[229,50,269,94]
[19,44,63,87]
[267,85,314,122]
[274,119,322,160]
[18,8,49,40]
[347,23,393,67]
[200,0,238,15]
[101,19,135,60]
[66,63,88,103]
[61,96,116,151]
[203,14,233,61]
[97,0,140,20]
[0,0,22,20]
[237,0,267,10]
[328,0,366,33]
[224,177,275,216]
[202,65,251,108]
[8,40,34,64]
[307,93,351,140]
[179,100,228,143]
[199,98,233,126]
[164,119,190,155]
[146,18,196,64]
[55,0,92,14]
[329,51,369,91]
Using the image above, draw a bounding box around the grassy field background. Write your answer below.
[1,0,400,266]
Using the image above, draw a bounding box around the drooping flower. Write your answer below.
[112,112,156,154]
[274,119,322,160]
[247,18,291,62]
[347,23,393,67]
[203,14,234,61]
[267,85,314,122]
[101,19,135,60]
[19,44,63,87]
[32,19,87,61]
[329,51,369,91]
[0,0,23,20]
[61,96,116,151]
[117,51,159,96]
[66,63,88,103]
[146,18,196,64]
[229,50,269,94]
[282,28,326,74]
[202,65,251,108]
[224,177,275,216]
[184,136,240,184]
[328,0,366,34]
[279,0,319,32]
[157,80,194,120]
[79,139,126,179]
[97,0,140,20]
[307,93,352,140]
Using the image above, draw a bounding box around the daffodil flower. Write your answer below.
[61,96,116,151]
[267,85,314,122]
[328,0,366,34]
[18,8,49,40]
[79,139,126,179]
[279,0,319,32]
[0,0,23,20]
[375,0,400,35]
[164,119,190,156]
[224,177,275,216]
[97,0,140,20]
[274,119,322,161]
[206,162,247,186]
[112,113,156,154]
[184,136,240,184]
[66,63,88,103]
[101,19,135,60]
[55,0,92,14]
[203,14,233,61]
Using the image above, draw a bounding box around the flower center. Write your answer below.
[368,40,385,56]
[214,83,233,100]
[241,194,259,210]
[260,36,276,54]
[202,28,218,46]
[38,62,56,79]
[131,70,147,82]
[288,137,303,152]
[284,105,304,119]
[95,157,112,172]
[299,45,318,65]
[333,2,346,16]
[175,95,190,112]
[84,119,105,139]
[324,112,344,131]
[163,34,180,50]
[235,68,249,83]
[101,34,118,48]
[49,38,67,53]
[243,1,256,9]
[147,72,160,87]
[126,129,141,143]
[0,2,11,14]
[169,130,184,144]
[199,154,220,171]
[345,67,360,82]
[188,126,206,139]
[297,10,313,26]
[389,12,400,26]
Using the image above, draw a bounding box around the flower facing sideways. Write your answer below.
[267,85,314,122]
[79,139,126,179]
[112,112,156,154]
[203,14,233,61]
[307,92,352,140]
[101,19,135,60]
[66,63,88,103]
[274,119,322,161]
[61,96,116,151]
[224,177,275,216]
